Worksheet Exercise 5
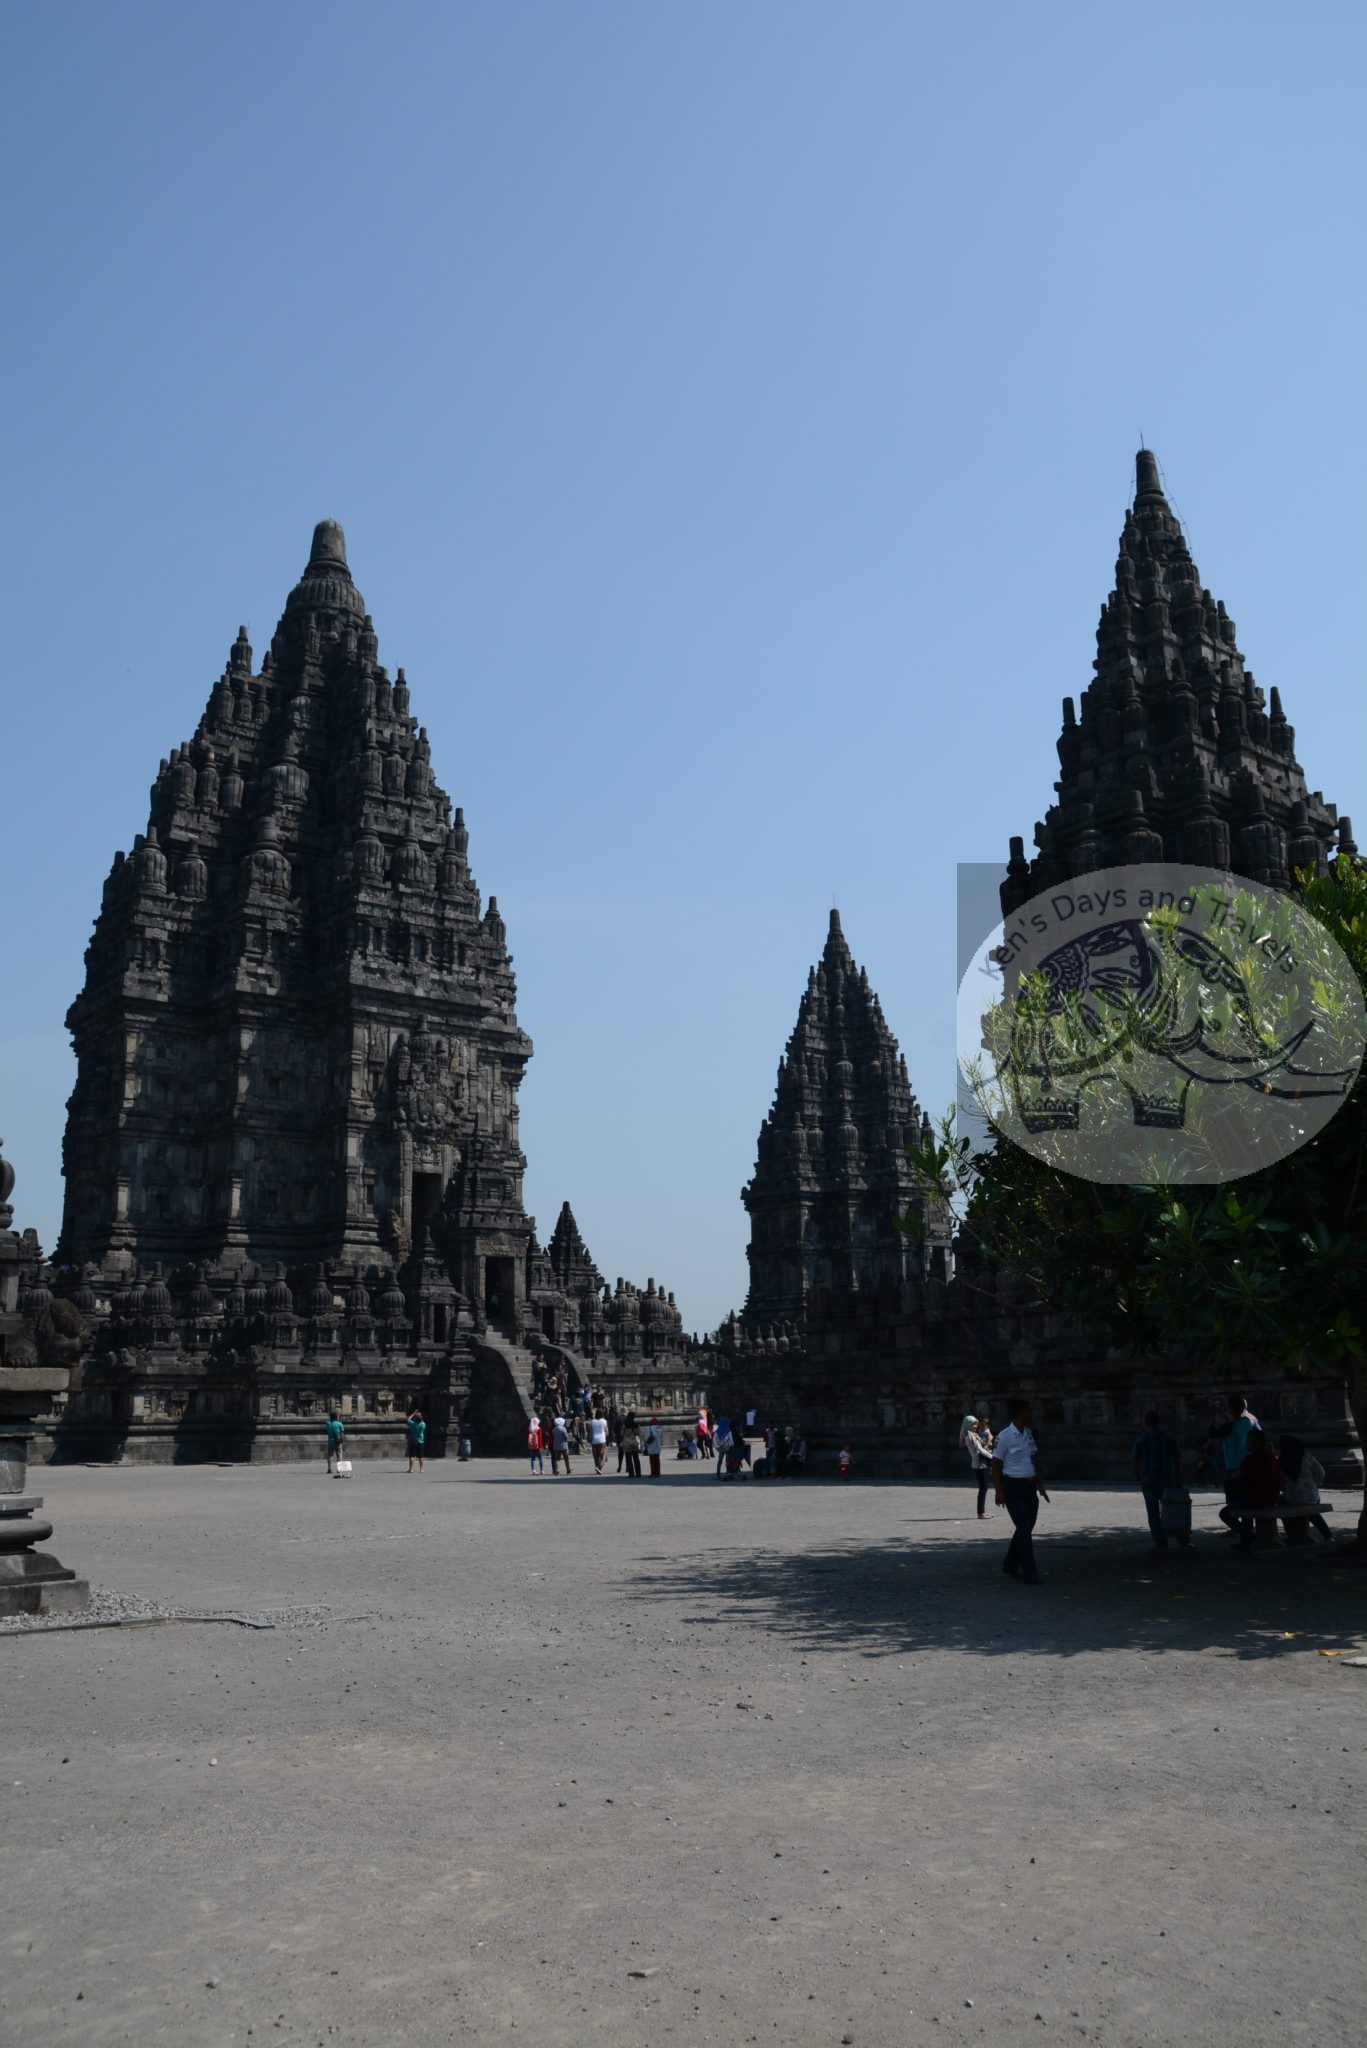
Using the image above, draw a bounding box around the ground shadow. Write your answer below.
[624,1520,1367,1664]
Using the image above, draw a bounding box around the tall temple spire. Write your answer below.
[53,516,688,1460]
[1001,450,1346,914]
[740,913,950,1326]
[60,518,529,1286]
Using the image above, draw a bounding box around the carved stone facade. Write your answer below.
[1002,450,1354,915]
[50,522,685,1459]
[698,453,1360,1481]
[741,909,952,1336]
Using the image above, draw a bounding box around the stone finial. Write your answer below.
[308,520,348,570]
[1135,448,1165,500]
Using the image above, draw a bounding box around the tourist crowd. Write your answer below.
[523,1397,821,1481]
[322,1383,1339,1575]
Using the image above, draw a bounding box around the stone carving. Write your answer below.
[0,1142,90,1614]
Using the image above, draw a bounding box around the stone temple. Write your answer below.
[1002,450,1353,912]
[703,452,1360,1480]
[737,908,952,1337]
[28,452,1362,1477]
[49,521,689,1458]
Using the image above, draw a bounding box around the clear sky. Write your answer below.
[2,2,1363,1332]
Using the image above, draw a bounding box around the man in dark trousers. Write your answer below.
[1131,1409,1188,1550]
[991,1398,1048,1583]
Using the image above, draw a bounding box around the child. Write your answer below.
[837,1444,853,1481]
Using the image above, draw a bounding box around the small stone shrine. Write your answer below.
[49,523,689,1459]
[0,1144,89,1613]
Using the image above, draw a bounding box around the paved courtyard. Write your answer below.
[3,1460,1365,2048]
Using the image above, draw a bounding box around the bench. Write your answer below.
[1228,1502,1333,1549]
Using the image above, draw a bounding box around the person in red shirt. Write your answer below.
[1219,1429,1282,1548]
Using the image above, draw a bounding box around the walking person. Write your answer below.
[1130,1409,1189,1550]
[550,1413,572,1476]
[621,1412,642,1478]
[837,1443,853,1481]
[991,1398,1048,1583]
[590,1408,609,1474]
[696,1407,713,1459]
[325,1411,347,1475]
[642,1416,664,1477]
[405,1406,426,1474]
[713,1414,733,1477]
[527,1413,545,1476]
[1278,1434,1333,1544]
[960,1413,994,1518]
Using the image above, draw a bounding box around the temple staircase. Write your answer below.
[467,1333,541,1452]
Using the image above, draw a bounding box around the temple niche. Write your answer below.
[49,522,687,1460]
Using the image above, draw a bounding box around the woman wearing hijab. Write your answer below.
[961,1413,994,1519]
[1278,1434,1333,1544]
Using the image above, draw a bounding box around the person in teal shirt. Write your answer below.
[1218,1393,1259,1510]
[405,1408,426,1474]
[325,1412,346,1475]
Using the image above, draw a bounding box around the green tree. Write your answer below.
[905,858,1367,1550]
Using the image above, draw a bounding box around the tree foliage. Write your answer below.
[903,858,1367,1538]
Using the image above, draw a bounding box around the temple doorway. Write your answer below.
[484,1256,515,1331]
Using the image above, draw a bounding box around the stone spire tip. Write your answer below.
[1135,449,1165,502]
[308,519,348,570]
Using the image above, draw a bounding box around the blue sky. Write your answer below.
[2,2,1362,1331]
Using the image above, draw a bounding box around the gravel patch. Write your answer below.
[0,1588,359,1634]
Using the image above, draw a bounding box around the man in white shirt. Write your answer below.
[990,1398,1048,1583]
